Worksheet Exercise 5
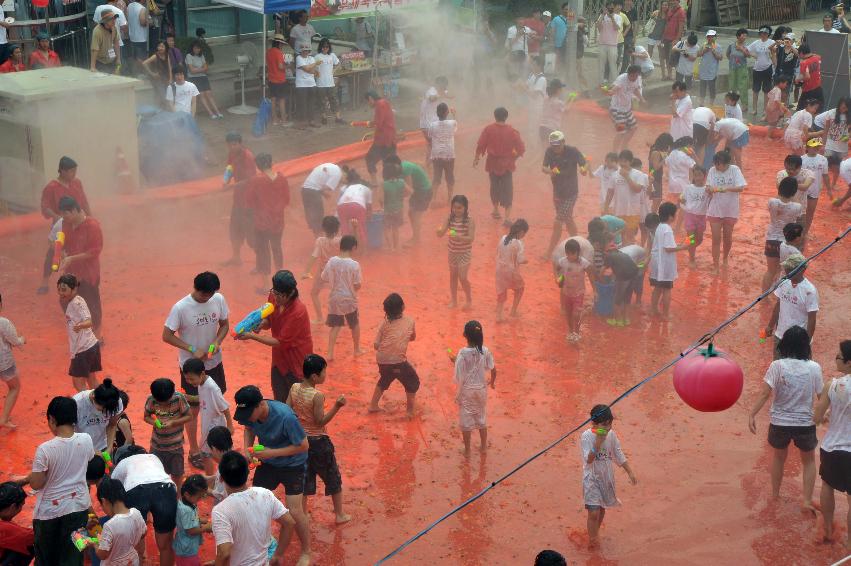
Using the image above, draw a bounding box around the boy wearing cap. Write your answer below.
[764,254,818,359]
[697,30,722,106]
[542,131,587,258]
[233,385,311,565]
[295,43,319,129]
[800,138,829,236]
[266,34,290,126]
[29,33,60,69]
[606,65,643,152]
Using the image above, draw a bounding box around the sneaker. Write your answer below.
[606,318,619,326]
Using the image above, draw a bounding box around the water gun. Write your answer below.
[567,91,578,101]
[232,302,275,337]
[557,274,565,285]
[71,529,98,551]
[600,84,611,93]
[51,231,65,272]
[207,344,217,357]
[88,513,103,536]
[682,147,696,157]
[151,413,163,429]
[350,120,370,127]
[101,450,113,472]
[249,444,265,454]
[448,228,457,237]
[841,135,849,142]
[594,428,608,436]
[759,329,768,344]
[683,233,696,246]
[223,165,234,184]
[551,167,561,175]
[834,197,843,206]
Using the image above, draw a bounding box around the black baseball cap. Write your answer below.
[233,385,263,423]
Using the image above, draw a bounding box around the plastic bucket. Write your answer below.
[594,281,615,317]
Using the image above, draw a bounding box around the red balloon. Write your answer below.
[673,344,743,412]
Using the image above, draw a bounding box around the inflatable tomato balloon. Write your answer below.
[673,344,743,412]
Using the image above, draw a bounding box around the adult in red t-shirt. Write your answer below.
[266,34,289,125]
[474,106,525,225]
[37,156,92,294]
[58,196,104,337]
[29,33,61,69]
[522,11,546,56]
[246,153,290,287]
[660,1,685,80]
[365,90,397,185]
[222,132,258,266]
[236,270,313,401]
[796,45,823,111]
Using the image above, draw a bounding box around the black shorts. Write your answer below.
[180,362,226,404]
[752,68,773,93]
[764,239,781,258]
[489,172,513,207]
[253,462,306,495]
[191,75,211,92]
[797,87,824,111]
[301,187,325,234]
[627,270,645,302]
[125,482,178,533]
[327,310,358,328]
[152,448,185,477]
[304,435,342,496]
[767,423,817,451]
[693,124,709,147]
[410,190,433,212]
[820,448,851,493]
[269,81,287,99]
[365,143,396,174]
[69,342,102,378]
[432,158,455,188]
[377,361,421,393]
[229,205,254,247]
[649,278,673,289]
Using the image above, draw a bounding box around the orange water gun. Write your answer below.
[51,231,65,272]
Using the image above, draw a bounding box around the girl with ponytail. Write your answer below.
[452,320,496,458]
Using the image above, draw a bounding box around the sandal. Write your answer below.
[188,452,205,470]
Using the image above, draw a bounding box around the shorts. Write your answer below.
[365,143,396,174]
[807,183,822,199]
[554,194,578,222]
[301,187,325,234]
[767,423,817,451]
[820,448,851,493]
[271,366,301,403]
[152,448,185,478]
[304,435,343,496]
[614,278,632,305]
[825,148,846,160]
[253,462,306,496]
[448,250,472,267]
[190,75,211,92]
[561,293,584,313]
[649,278,673,289]
[130,41,148,61]
[489,172,513,207]
[693,124,709,147]
[608,107,637,131]
[229,205,254,247]
[752,68,773,93]
[69,342,102,378]
[432,158,455,188]
[384,210,404,228]
[683,211,707,235]
[377,361,421,392]
[707,215,738,227]
[410,190,433,212]
[125,482,178,533]
[180,362,227,403]
[327,310,359,328]
[269,81,287,99]
[622,215,640,233]
[764,239,781,258]
[732,131,750,148]
[0,363,17,381]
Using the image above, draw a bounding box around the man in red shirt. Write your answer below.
[266,34,289,126]
[236,270,313,401]
[246,153,290,291]
[660,0,685,81]
[37,156,92,294]
[796,45,823,111]
[474,106,525,226]
[222,131,258,266]
[58,196,104,338]
[365,90,397,185]
[29,33,61,69]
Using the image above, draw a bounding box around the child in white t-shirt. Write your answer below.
[495,220,529,322]
[0,293,25,429]
[302,215,342,324]
[762,177,803,291]
[183,358,232,475]
[320,235,363,361]
[203,425,233,503]
[664,139,696,201]
[650,202,692,319]
[57,274,101,392]
[784,99,822,154]
[779,222,803,263]
[679,165,710,266]
[705,150,747,271]
[451,321,496,458]
[91,478,147,566]
[723,91,743,121]
[593,153,619,214]
[800,139,830,237]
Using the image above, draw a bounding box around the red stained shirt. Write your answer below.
[522,18,545,54]
[266,47,287,84]
[40,179,91,218]
[663,6,685,41]
[0,521,34,555]
[29,49,61,69]
[64,217,104,285]
[227,147,257,208]
[247,173,290,232]
[800,55,822,92]
[0,60,25,73]
[372,98,396,147]
[475,122,525,175]
[268,296,313,378]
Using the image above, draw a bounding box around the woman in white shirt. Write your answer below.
[336,168,373,245]
[749,326,823,513]
[705,150,747,272]
[315,38,343,125]
[294,43,319,129]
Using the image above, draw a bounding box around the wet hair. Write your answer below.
[206,426,233,452]
[318,37,332,53]
[86,455,106,483]
[783,222,803,243]
[658,201,677,221]
[463,320,484,354]
[449,194,469,223]
[365,90,382,101]
[150,378,176,403]
[778,177,798,199]
[713,150,732,166]
[799,44,811,55]
[436,102,449,120]
[383,292,405,320]
[651,133,674,151]
[494,107,509,122]
[255,153,273,170]
[530,55,544,70]
[193,271,221,294]
[94,378,120,415]
[535,549,567,566]
[344,167,364,185]
[588,217,606,236]
[840,340,851,363]
[181,474,209,502]
[173,64,186,76]
[672,80,688,92]
[692,164,706,177]
[673,136,694,149]
[644,212,660,231]
[225,131,242,144]
[272,270,299,299]
[546,81,563,97]
[113,444,146,466]
[383,161,402,180]
[725,91,740,103]
[96,477,126,504]
[590,404,613,424]
[303,353,327,379]
[627,64,641,75]
[58,196,81,212]
[631,158,642,169]
[58,156,78,171]
[182,357,205,376]
[604,151,619,163]
[196,27,206,37]
[778,325,812,360]
[322,215,340,236]
[0,481,26,512]
[784,154,803,170]
[564,239,580,255]
[219,450,250,488]
[618,149,633,162]
[503,218,529,246]
[383,154,402,166]
[57,273,79,289]
[340,235,357,251]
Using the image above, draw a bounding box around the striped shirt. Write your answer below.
[447,217,472,254]
[144,393,191,452]
[289,382,326,437]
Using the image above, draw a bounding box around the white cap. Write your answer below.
[542,10,552,17]
[426,87,438,98]
[784,32,796,39]
[705,29,717,36]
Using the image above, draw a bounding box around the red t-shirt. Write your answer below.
[475,122,525,175]
[268,296,313,378]
[522,18,546,54]
[29,49,61,69]
[0,521,34,555]
[64,217,104,285]
[41,178,91,218]
[372,98,396,147]
[266,47,287,84]
[227,147,257,208]
[0,60,25,73]
[800,55,822,92]
[663,6,685,41]
[247,173,290,232]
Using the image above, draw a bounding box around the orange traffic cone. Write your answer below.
[115,146,135,194]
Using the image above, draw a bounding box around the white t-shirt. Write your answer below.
[0,7,6,45]
[675,42,699,77]
[611,169,646,216]
[429,119,457,160]
[766,198,803,241]
[295,54,317,88]
[650,222,677,282]
[526,72,547,116]
[840,157,851,185]
[94,5,127,47]
[692,106,716,130]
[820,109,850,154]
[111,453,174,492]
[801,153,829,198]
[581,429,627,508]
[821,375,851,452]
[664,150,695,195]
[670,95,694,141]
[212,487,287,566]
[725,103,743,121]
[779,241,800,263]
[164,293,229,371]
[747,38,775,71]
[633,45,654,73]
[166,81,200,114]
[541,96,566,131]
[776,168,815,208]
[74,390,124,452]
[314,52,339,88]
[814,108,833,129]
[773,278,819,339]
[65,295,99,357]
[321,256,362,316]
[619,244,646,264]
[764,358,823,427]
[593,165,618,205]
[706,165,747,218]
[419,96,439,129]
[786,110,814,143]
[337,183,372,208]
[681,183,710,215]
[714,117,748,141]
[99,508,147,566]
[303,163,342,192]
[506,25,533,53]
[32,433,94,520]
[199,376,229,451]
[454,346,495,390]
[0,317,22,373]
[609,73,642,112]
[495,237,525,273]
[127,1,147,44]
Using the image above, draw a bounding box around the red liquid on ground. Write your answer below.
[1,106,849,565]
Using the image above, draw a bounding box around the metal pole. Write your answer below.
[262,13,266,99]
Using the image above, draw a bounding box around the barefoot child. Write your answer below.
[776,154,814,225]
[650,202,692,319]
[765,76,792,138]
[581,404,637,548]
[182,358,233,476]
[91,478,147,564]
[452,321,496,458]
[0,293,24,428]
[762,178,802,291]
[321,235,363,360]
[144,378,192,489]
[604,150,645,244]
[800,139,830,238]
[784,98,822,154]
[647,133,673,214]
[369,293,419,416]
[664,136,696,207]
[679,165,710,266]
[723,91,743,120]
[437,195,476,310]
[495,219,529,321]
[174,474,212,565]
[429,102,457,208]
[706,150,747,271]
[558,239,592,342]
[378,161,411,252]
[302,216,342,323]
[287,354,351,524]
[57,274,101,392]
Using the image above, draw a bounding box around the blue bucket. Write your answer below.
[366,212,384,249]
[594,281,615,317]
